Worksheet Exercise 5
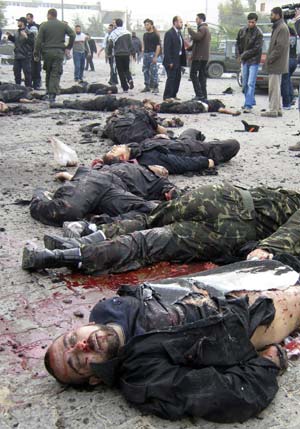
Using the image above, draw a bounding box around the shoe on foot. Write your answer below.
[22,243,82,271]
[141,86,150,93]
[289,141,300,151]
[277,110,283,117]
[174,96,181,101]
[44,230,106,250]
[261,111,278,117]
[152,87,159,94]
[129,80,134,89]
[243,107,252,113]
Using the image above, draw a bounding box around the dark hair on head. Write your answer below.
[44,348,63,383]
[102,154,121,165]
[144,18,154,26]
[75,24,81,28]
[271,7,283,18]
[48,8,57,18]
[247,12,258,21]
[173,16,179,25]
[115,18,123,27]
[26,13,33,18]
[197,13,206,22]
[108,23,113,28]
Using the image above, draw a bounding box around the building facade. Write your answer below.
[2,0,126,30]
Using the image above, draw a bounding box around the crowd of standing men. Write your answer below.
[2,6,300,119]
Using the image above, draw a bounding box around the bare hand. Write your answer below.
[169,63,174,69]
[208,159,215,168]
[152,57,157,64]
[247,248,273,261]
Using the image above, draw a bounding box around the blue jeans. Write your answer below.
[143,52,158,88]
[73,51,85,81]
[281,58,297,108]
[242,63,259,109]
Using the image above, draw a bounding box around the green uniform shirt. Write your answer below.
[34,18,75,55]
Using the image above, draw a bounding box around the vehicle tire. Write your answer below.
[207,62,224,78]
[237,70,242,87]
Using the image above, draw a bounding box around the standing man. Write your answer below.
[34,9,75,105]
[73,25,90,83]
[107,19,134,93]
[141,19,161,94]
[99,24,118,85]
[7,17,34,88]
[281,25,297,110]
[26,13,42,89]
[261,7,289,118]
[236,13,263,113]
[85,34,97,72]
[163,16,186,101]
[186,13,211,101]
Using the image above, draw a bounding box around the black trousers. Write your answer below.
[13,58,31,87]
[190,60,208,99]
[85,53,95,71]
[163,66,181,100]
[115,55,133,91]
[108,56,118,84]
[31,58,41,89]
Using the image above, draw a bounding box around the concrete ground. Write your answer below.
[1,57,300,429]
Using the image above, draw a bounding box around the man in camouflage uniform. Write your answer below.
[22,183,300,273]
[34,8,75,104]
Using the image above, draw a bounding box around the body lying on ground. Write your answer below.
[0,82,45,103]
[43,260,299,422]
[52,94,240,115]
[103,128,240,174]
[0,100,32,116]
[30,163,177,227]
[22,182,300,274]
[59,82,118,95]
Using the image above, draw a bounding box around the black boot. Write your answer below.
[22,243,82,271]
[44,230,106,250]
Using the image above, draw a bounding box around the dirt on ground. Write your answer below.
[1,58,300,429]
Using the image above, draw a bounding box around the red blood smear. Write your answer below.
[61,261,217,291]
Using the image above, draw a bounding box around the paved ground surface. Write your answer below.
[1,57,300,429]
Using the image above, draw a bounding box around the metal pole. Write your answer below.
[205,0,208,16]
[61,0,64,21]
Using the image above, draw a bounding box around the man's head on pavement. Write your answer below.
[103,145,131,164]
[271,7,283,23]
[173,16,183,30]
[196,13,206,25]
[45,324,122,385]
[247,12,258,29]
[75,25,81,35]
[47,8,57,20]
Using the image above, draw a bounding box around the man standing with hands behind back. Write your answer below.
[186,13,211,101]
[163,16,186,101]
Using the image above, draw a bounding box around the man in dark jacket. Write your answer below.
[30,162,177,227]
[34,8,75,105]
[186,13,211,101]
[261,7,289,117]
[26,13,41,89]
[107,19,134,92]
[7,17,34,87]
[103,128,240,174]
[281,26,297,109]
[163,16,186,100]
[41,262,297,422]
[236,12,263,113]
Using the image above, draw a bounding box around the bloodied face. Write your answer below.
[45,324,121,385]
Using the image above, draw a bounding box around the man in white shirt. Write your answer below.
[73,24,90,83]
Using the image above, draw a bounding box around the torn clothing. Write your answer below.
[80,184,300,274]
[103,107,158,144]
[30,163,175,226]
[158,99,225,114]
[89,284,278,422]
[127,128,240,173]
